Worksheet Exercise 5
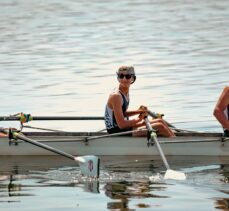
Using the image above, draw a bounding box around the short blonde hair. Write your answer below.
[118,66,135,75]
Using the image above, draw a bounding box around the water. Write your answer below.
[0,156,228,210]
[0,0,229,210]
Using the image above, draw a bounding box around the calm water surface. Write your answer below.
[0,0,229,210]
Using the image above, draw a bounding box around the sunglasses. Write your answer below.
[118,73,133,79]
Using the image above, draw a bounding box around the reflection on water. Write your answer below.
[0,156,228,210]
[215,194,229,211]
[218,165,229,211]
[220,164,229,184]
[105,181,167,210]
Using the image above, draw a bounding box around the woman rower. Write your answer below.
[104,66,175,137]
[214,86,229,137]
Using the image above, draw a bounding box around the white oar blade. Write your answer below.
[164,169,186,180]
[75,155,100,178]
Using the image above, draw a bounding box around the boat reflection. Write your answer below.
[215,197,229,211]
[104,181,167,210]
[214,164,229,211]
[0,155,100,202]
[0,173,34,202]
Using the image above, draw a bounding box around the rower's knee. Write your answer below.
[151,122,165,131]
[151,118,163,124]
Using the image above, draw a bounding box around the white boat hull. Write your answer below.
[0,132,228,156]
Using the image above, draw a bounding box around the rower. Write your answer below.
[213,86,229,137]
[104,66,175,137]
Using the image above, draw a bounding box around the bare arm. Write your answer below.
[109,94,143,129]
[125,105,148,117]
[213,86,229,130]
[125,110,143,117]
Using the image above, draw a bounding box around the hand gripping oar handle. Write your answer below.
[144,117,186,180]
[3,128,100,178]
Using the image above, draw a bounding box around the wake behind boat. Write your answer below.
[0,130,228,156]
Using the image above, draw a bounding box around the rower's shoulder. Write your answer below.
[223,86,229,92]
[108,92,123,106]
[109,91,122,99]
[222,86,229,99]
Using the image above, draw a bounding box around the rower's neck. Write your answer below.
[119,86,129,96]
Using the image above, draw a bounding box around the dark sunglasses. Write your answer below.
[118,73,133,79]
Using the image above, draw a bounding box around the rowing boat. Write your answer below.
[0,130,228,156]
[0,113,227,180]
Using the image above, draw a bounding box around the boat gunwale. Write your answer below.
[18,131,223,137]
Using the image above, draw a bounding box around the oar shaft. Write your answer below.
[0,116,104,121]
[144,117,170,170]
[15,132,75,160]
[33,116,104,120]
[147,110,175,128]
[1,129,100,178]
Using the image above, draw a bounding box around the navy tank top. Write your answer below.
[104,91,131,134]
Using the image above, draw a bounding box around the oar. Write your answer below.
[0,116,104,121]
[2,128,100,178]
[147,110,175,128]
[147,110,197,133]
[144,117,186,180]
